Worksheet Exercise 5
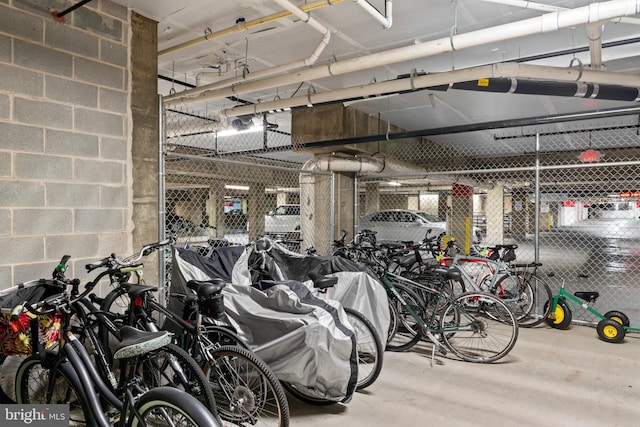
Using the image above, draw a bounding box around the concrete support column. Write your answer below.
[300,167,332,255]
[131,12,159,281]
[209,182,225,238]
[450,184,474,253]
[486,183,505,244]
[365,182,380,215]
[335,172,355,242]
[248,183,266,241]
[438,191,450,224]
[511,189,530,239]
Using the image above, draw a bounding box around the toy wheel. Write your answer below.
[597,319,625,343]
[545,299,572,329]
[603,310,630,327]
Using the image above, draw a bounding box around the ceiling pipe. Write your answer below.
[217,62,640,119]
[586,22,605,70]
[307,154,386,174]
[353,0,393,29]
[158,0,343,57]
[165,0,640,108]
[477,0,640,25]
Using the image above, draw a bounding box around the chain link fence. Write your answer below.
[163,106,640,327]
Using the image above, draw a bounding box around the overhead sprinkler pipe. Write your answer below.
[165,0,640,108]
[305,155,386,174]
[354,0,393,29]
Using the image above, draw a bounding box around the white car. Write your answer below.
[357,209,482,244]
[264,204,300,236]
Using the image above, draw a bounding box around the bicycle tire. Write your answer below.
[0,355,26,403]
[514,273,553,327]
[440,292,518,363]
[206,344,290,427]
[385,282,425,352]
[545,298,572,329]
[491,273,535,324]
[135,342,219,420]
[130,386,220,427]
[16,355,89,424]
[343,307,384,390]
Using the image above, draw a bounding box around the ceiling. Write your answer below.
[110,0,640,158]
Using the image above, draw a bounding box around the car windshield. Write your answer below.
[415,211,441,222]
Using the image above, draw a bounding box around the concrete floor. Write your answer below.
[288,325,640,427]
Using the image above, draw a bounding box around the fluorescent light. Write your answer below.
[217,125,264,137]
[225,184,250,191]
[387,181,402,187]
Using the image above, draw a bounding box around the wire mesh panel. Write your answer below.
[162,108,329,256]
[356,123,640,327]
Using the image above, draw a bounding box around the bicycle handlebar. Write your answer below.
[85,238,174,272]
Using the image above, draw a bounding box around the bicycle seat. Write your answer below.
[112,326,172,359]
[309,271,338,290]
[393,252,419,268]
[122,283,158,297]
[574,291,599,303]
[187,279,226,299]
[433,267,461,281]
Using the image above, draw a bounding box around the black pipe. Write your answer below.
[299,105,640,150]
[51,0,93,22]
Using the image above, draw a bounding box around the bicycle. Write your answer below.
[438,244,552,327]
[546,273,640,343]
[366,256,519,363]
[93,240,290,427]
[12,274,220,427]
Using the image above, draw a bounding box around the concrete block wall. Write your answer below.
[0,0,131,286]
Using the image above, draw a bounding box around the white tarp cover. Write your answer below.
[170,246,358,403]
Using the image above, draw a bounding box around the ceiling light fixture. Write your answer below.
[387,181,402,186]
[224,184,250,191]
[216,125,264,137]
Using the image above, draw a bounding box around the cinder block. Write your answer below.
[14,261,54,285]
[15,153,73,181]
[100,137,127,160]
[75,158,124,184]
[14,97,73,129]
[0,209,9,235]
[99,87,127,113]
[46,183,101,207]
[98,232,130,257]
[0,93,8,118]
[0,34,10,62]
[74,57,123,89]
[14,40,73,76]
[0,181,45,206]
[45,21,99,58]
[0,64,43,97]
[14,208,72,234]
[101,185,128,207]
[0,152,9,177]
[75,208,124,232]
[0,266,11,291]
[100,39,127,67]
[0,236,44,264]
[101,1,129,21]
[0,4,43,42]
[74,7,123,42]
[45,129,99,158]
[0,122,43,152]
[46,233,99,260]
[45,76,98,108]
[74,108,123,136]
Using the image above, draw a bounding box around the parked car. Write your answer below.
[264,204,300,237]
[357,209,482,244]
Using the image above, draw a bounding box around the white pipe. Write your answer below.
[311,155,386,174]
[587,22,605,70]
[354,0,393,29]
[218,62,640,119]
[165,0,640,108]
[478,0,640,25]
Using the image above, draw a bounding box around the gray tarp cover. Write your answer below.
[170,245,358,402]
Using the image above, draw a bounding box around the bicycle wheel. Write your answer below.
[515,273,552,327]
[135,343,218,419]
[385,282,425,352]
[344,307,383,390]
[205,344,290,427]
[440,292,518,363]
[280,381,341,406]
[131,386,220,427]
[545,298,572,329]
[16,355,88,424]
[0,355,26,403]
[492,273,535,324]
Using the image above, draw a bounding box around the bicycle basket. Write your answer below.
[501,249,516,263]
[0,280,64,355]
